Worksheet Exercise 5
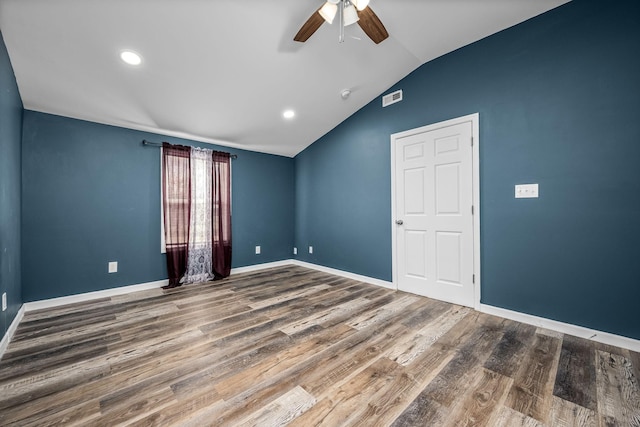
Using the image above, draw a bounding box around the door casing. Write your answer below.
[390,113,481,310]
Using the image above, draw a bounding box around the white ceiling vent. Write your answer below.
[382,89,403,107]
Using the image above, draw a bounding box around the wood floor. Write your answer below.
[1,266,639,426]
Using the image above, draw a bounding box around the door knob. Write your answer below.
[396,220,403,225]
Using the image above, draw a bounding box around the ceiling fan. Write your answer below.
[294,0,389,44]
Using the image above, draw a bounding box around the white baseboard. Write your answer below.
[0,305,25,360]
[231,260,295,275]
[480,304,640,353]
[21,261,297,312]
[24,279,169,312]
[232,259,396,292]
[13,261,639,354]
[22,261,296,313]
[292,262,640,352]
[291,260,396,290]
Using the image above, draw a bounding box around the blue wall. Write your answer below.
[0,31,23,343]
[21,111,294,301]
[295,0,640,340]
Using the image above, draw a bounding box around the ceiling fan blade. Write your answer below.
[357,6,389,44]
[294,8,325,42]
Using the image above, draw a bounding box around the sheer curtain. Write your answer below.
[162,144,232,288]
[162,143,191,288]
[182,148,215,284]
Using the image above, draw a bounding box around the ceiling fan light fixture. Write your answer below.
[293,0,388,44]
[319,2,338,24]
[343,4,359,26]
[353,0,370,11]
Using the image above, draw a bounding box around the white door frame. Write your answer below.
[390,113,481,310]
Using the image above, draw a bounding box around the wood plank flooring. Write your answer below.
[1,266,639,426]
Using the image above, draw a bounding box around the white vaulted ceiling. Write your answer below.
[0,0,569,157]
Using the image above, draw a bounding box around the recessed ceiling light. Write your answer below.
[120,50,142,66]
[283,110,295,119]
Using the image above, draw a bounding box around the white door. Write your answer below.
[393,117,476,307]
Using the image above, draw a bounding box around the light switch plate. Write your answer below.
[2,293,6,311]
[515,183,539,198]
[255,245,261,255]
[293,247,297,255]
[108,261,118,273]
[309,246,313,254]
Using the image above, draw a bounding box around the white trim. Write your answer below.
[471,115,481,310]
[230,260,295,275]
[390,128,398,292]
[21,261,294,313]
[24,280,169,312]
[390,113,481,310]
[480,304,640,353]
[7,260,640,354]
[21,259,393,313]
[0,304,25,360]
[292,260,395,290]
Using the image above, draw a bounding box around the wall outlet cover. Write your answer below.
[293,247,297,255]
[255,245,261,254]
[2,292,6,311]
[515,183,539,198]
[309,246,313,254]
[108,261,118,273]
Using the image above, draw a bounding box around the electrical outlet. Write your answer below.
[108,261,118,273]
[515,183,539,198]
[2,293,6,311]
[255,245,261,255]
[293,247,297,255]
[309,246,313,254]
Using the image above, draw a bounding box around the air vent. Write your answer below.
[382,89,403,107]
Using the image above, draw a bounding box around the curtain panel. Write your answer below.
[162,143,191,287]
[212,151,232,278]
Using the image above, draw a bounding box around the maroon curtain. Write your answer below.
[212,151,232,278]
[162,143,191,287]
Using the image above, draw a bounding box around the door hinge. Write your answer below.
[471,137,473,147]
[473,274,475,284]
[471,205,474,215]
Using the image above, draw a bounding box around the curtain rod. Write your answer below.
[142,139,238,159]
